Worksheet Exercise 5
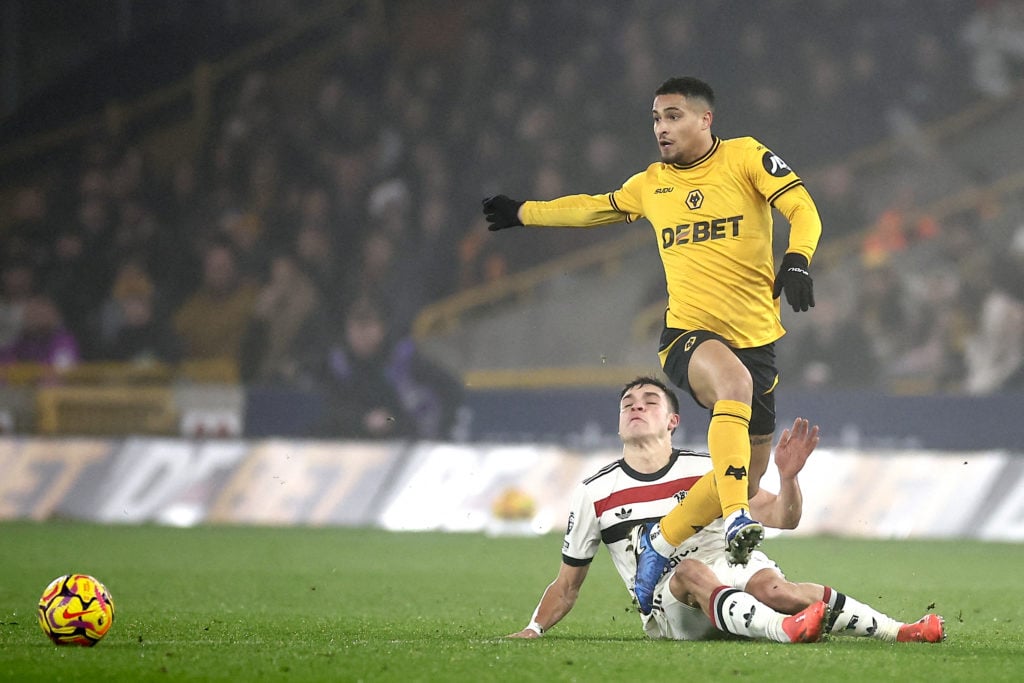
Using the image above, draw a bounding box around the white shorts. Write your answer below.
[642,550,783,641]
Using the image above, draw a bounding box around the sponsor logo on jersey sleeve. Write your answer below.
[762,151,792,177]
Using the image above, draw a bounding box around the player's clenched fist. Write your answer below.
[772,253,815,312]
[482,195,524,231]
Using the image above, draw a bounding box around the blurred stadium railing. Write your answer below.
[0,359,242,436]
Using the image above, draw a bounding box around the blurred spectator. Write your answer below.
[0,262,35,349]
[885,287,967,393]
[962,0,1024,98]
[0,293,80,372]
[789,293,880,389]
[294,223,344,301]
[306,295,463,440]
[172,238,258,363]
[964,253,1024,394]
[344,230,425,336]
[858,263,908,365]
[219,209,269,279]
[240,252,322,384]
[810,163,866,239]
[45,227,104,357]
[861,186,940,268]
[97,261,182,364]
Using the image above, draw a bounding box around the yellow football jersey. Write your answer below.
[520,135,820,349]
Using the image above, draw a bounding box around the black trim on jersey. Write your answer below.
[582,459,624,485]
[562,554,593,567]
[670,136,720,170]
[767,179,804,206]
[601,516,661,546]
[583,449,709,486]
[608,192,635,223]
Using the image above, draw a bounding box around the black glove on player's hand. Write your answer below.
[482,195,524,231]
[772,252,815,312]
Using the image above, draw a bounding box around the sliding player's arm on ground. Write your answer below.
[505,563,590,638]
[749,418,819,530]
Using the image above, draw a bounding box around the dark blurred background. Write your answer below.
[1,0,1022,448]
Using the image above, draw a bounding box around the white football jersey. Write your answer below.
[562,449,727,599]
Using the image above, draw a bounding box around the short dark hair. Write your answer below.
[654,77,715,110]
[619,376,680,415]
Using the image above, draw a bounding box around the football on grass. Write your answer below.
[37,574,115,646]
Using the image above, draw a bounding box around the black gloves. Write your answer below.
[772,252,815,312]
[482,195,524,231]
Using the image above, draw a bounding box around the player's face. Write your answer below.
[652,94,713,165]
[618,384,678,441]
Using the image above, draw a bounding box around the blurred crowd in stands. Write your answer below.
[1,0,1022,439]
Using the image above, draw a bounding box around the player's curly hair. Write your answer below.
[655,77,715,110]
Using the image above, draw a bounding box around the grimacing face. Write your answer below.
[618,384,678,439]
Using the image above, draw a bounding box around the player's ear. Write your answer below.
[702,110,713,130]
[667,412,681,432]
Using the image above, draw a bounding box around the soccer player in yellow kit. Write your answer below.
[482,76,821,615]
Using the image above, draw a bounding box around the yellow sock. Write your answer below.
[708,399,752,518]
[659,471,720,547]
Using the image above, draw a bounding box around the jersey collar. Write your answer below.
[619,450,679,481]
[670,135,720,170]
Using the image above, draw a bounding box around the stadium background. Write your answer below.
[1,0,1023,542]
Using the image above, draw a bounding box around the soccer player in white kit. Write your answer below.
[506,377,944,644]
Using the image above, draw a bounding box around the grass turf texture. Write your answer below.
[0,522,1020,682]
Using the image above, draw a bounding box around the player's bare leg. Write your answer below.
[670,560,825,643]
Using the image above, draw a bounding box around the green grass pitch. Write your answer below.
[0,521,1021,682]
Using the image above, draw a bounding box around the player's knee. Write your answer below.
[673,559,712,592]
[669,560,706,608]
[675,558,702,580]
[714,369,753,404]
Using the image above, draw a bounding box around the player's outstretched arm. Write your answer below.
[749,418,819,530]
[506,563,589,638]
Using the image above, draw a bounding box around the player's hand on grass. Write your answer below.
[773,417,819,480]
[482,195,524,231]
[772,253,814,312]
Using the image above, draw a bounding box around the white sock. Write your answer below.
[648,523,676,557]
[823,586,900,641]
[709,586,791,642]
[724,508,748,528]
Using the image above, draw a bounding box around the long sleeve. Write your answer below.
[772,184,822,263]
[521,192,638,228]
